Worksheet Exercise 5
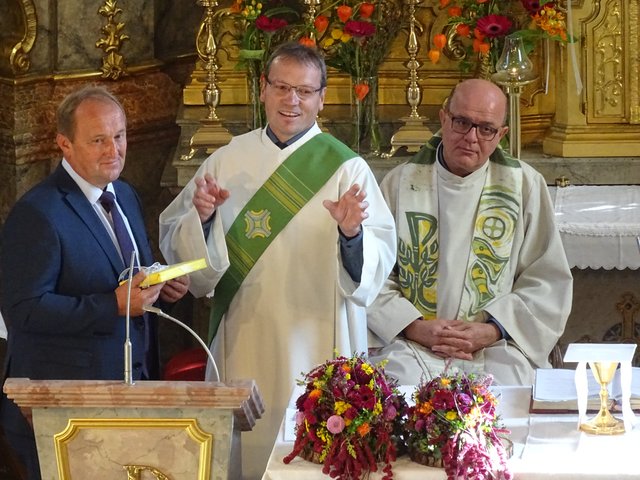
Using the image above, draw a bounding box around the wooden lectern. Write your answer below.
[3,378,263,479]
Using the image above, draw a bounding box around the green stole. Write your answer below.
[397,136,523,321]
[208,133,355,342]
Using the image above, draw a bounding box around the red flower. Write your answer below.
[298,36,316,47]
[354,82,370,101]
[475,14,512,38]
[344,20,376,38]
[456,23,471,37]
[336,5,353,23]
[314,15,329,34]
[255,15,288,33]
[359,2,375,19]
[521,0,543,14]
[433,33,447,49]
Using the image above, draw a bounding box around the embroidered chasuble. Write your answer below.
[397,136,522,321]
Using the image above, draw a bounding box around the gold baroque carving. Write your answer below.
[588,0,624,119]
[4,0,38,74]
[95,0,130,80]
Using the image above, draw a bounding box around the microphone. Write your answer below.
[143,305,220,382]
[124,251,136,385]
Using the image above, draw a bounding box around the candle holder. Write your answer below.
[491,34,537,159]
[181,0,232,162]
[383,0,432,158]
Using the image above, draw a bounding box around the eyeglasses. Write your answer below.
[446,111,501,141]
[266,78,323,100]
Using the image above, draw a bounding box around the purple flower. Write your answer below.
[327,415,345,434]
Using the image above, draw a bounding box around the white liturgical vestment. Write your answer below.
[159,125,396,479]
[368,139,573,386]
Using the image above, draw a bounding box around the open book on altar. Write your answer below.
[530,367,640,413]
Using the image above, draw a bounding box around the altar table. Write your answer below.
[551,185,640,270]
[262,386,640,479]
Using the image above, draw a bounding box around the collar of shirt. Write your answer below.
[61,158,116,205]
[265,125,313,149]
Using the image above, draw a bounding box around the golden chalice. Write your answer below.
[579,361,625,435]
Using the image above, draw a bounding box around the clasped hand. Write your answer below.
[404,318,501,361]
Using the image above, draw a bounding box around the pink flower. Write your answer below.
[326,415,345,434]
[384,404,397,421]
[344,20,376,38]
[475,14,512,38]
[255,15,288,33]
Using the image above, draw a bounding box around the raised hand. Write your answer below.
[193,173,230,223]
[322,184,369,238]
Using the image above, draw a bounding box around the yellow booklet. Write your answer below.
[139,258,207,288]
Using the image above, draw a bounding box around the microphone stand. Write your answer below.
[124,251,135,385]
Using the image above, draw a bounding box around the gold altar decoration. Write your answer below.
[384,0,433,158]
[180,0,233,166]
[579,361,625,435]
[1,0,38,75]
[95,0,129,80]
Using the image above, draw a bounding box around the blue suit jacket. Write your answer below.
[1,164,157,383]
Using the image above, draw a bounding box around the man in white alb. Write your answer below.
[158,43,396,479]
[367,79,573,386]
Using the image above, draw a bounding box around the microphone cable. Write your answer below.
[143,305,220,382]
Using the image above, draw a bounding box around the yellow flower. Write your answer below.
[361,363,374,375]
[334,401,351,415]
[445,410,458,421]
[440,377,451,387]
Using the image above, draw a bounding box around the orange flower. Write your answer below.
[314,15,329,34]
[448,6,462,17]
[439,0,451,7]
[357,422,371,437]
[472,38,490,54]
[433,33,447,50]
[427,49,440,64]
[456,23,470,37]
[230,0,242,14]
[359,2,375,19]
[336,5,353,23]
[341,364,352,373]
[309,388,322,399]
[473,27,485,40]
[476,0,489,3]
[298,36,316,47]
[354,83,370,101]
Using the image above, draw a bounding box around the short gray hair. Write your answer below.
[56,85,126,139]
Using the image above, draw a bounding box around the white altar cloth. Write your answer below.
[551,185,640,270]
[262,386,640,479]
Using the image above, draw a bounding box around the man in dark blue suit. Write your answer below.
[0,86,189,479]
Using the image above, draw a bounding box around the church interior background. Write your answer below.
[1,0,639,437]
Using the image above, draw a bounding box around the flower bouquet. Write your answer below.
[228,0,303,127]
[428,0,570,76]
[405,371,512,480]
[297,0,405,154]
[283,354,407,480]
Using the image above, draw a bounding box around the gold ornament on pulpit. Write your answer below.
[181,0,232,163]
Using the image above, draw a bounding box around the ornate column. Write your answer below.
[543,0,640,157]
